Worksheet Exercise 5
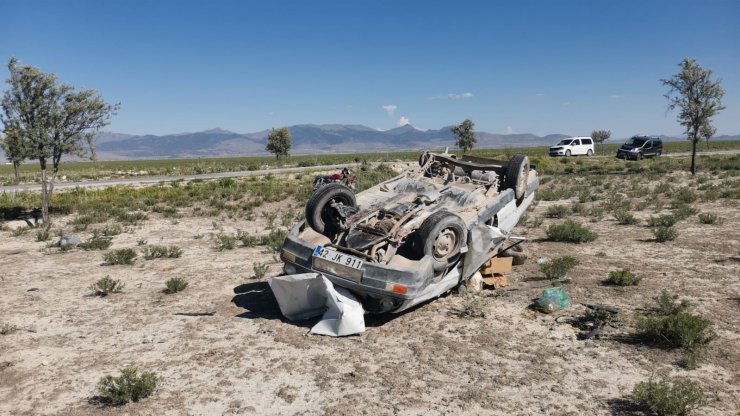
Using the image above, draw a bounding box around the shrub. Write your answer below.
[89,276,125,296]
[11,226,29,236]
[545,204,570,218]
[632,378,707,416]
[647,214,678,227]
[673,204,698,221]
[613,209,639,225]
[673,187,697,204]
[252,262,269,279]
[606,268,641,286]
[546,220,598,243]
[260,228,289,252]
[653,226,678,242]
[164,277,188,294]
[636,291,715,369]
[458,295,487,318]
[698,212,723,225]
[96,225,122,236]
[36,229,51,241]
[80,236,113,251]
[236,229,259,247]
[214,234,236,251]
[137,239,148,246]
[103,248,137,265]
[540,256,580,280]
[142,245,183,260]
[95,367,158,405]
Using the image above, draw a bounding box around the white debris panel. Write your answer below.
[268,273,366,336]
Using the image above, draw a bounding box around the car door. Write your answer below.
[570,139,581,155]
[643,140,654,157]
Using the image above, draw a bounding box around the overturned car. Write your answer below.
[279,151,539,313]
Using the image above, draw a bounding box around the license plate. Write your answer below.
[312,246,364,281]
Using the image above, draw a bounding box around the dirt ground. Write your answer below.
[1,173,739,415]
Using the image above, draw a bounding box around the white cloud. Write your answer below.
[428,92,474,100]
[536,93,545,97]
[562,101,571,106]
[398,116,410,126]
[382,104,397,116]
[610,95,623,99]
[503,126,513,134]
[448,92,474,100]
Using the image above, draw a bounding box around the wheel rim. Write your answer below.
[516,165,528,197]
[433,229,457,260]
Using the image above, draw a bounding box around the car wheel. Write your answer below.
[587,149,593,157]
[415,210,466,273]
[504,154,530,201]
[656,150,662,157]
[565,150,571,157]
[305,183,357,236]
[637,153,644,160]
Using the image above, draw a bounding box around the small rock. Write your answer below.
[59,235,80,249]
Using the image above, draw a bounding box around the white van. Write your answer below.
[549,136,595,157]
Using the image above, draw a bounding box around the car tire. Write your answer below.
[565,150,571,157]
[587,149,593,157]
[504,154,530,201]
[656,150,662,157]
[415,210,466,273]
[305,183,357,236]
[637,153,644,160]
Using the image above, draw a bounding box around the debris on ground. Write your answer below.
[534,287,571,313]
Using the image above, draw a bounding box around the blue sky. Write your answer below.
[1,0,738,138]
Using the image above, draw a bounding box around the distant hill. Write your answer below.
[2,124,739,161]
[91,124,572,160]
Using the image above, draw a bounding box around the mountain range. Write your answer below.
[3,124,739,161]
[92,124,571,160]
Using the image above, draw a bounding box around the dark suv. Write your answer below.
[616,136,663,160]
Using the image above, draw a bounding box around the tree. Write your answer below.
[661,58,725,175]
[451,119,476,153]
[266,127,292,160]
[0,124,29,182]
[590,129,611,152]
[1,58,118,226]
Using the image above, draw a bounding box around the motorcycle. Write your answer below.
[313,167,356,191]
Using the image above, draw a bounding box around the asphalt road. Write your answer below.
[1,149,737,192]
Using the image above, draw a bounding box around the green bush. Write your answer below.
[539,256,580,280]
[214,234,236,251]
[95,367,158,405]
[632,378,707,416]
[653,226,678,242]
[103,248,137,265]
[606,268,641,286]
[89,276,124,296]
[672,204,698,221]
[36,229,51,241]
[236,229,259,247]
[647,214,678,227]
[545,204,570,218]
[80,236,113,251]
[164,277,188,294]
[142,245,183,260]
[636,291,716,369]
[546,220,598,243]
[252,262,269,279]
[458,295,487,318]
[260,228,289,252]
[673,187,697,204]
[11,226,29,236]
[698,212,724,225]
[613,209,639,225]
